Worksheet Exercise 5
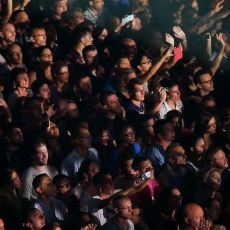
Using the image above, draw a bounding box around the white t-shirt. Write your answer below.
[19,165,58,200]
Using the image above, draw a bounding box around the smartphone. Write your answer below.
[142,171,151,180]
[174,47,183,61]
[203,34,210,40]
[122,14,134,24]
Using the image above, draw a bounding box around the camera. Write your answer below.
[164,87,170,93]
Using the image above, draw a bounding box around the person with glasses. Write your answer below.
[151,187,182,230]
[61,127,100,178]
[158,143,187,190]
[29,46,54,87]
[0,167,23,230]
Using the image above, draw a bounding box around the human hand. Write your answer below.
[46,105,56,118]
[163,46,174,58]
[58,99,67,111]
[173,26,186,40]
[0,99,7,108]
[198,219,209,230]
[165,33,175,46]
[216,32,225,47]
[130,176,144,187]
[214,0,224,13]
[80,224,97,230]
[120,106,126,118]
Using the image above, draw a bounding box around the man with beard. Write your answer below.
[19,140,58,201]
[0,122,30,174]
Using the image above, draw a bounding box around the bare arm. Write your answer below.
[0,99,12,123]
[173,26,188,52]
[28,71,37,88]
[1,0,13,23]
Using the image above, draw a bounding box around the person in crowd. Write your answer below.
[41,223,62,230]
[61,127,100,177]
[49,0,67,22]
[19,140,58,201]
[146,119,175,175]
[30,174,67,226]
[158,143,187,189]
[25,208,46,230]
[0,167,23,230]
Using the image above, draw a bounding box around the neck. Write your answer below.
[6,142,19,152]
[169,163,182,175]
[16,87,27,95]
[39,195,52,206]
[104,110,116,119]
[115,215,129,229]
[199,88,209,96]
[55,80,65,91]
[166,99,176,109]
[32,164,46,173]
[40,62,51,71]
[75,146,88,158]
[158,139,171,149]
[131,99,141,107]
[8,62,21,69]
[48,138,58,145]
[0,41,10,50]
[17,27,26,35]
[74,44,84,57]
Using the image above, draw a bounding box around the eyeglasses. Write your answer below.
[41,87,50,92]
[142,124,154,128]
[206,121,216,128]
[32,34,46,37]
[66,108,78,114]
[171,194,183,199]
[199,78,214,84]
[124,131,135,137]
[58,71,70,75]
[10,50,22,56]
[41,53,54,58]
[171,90,180,95]
[118,205,132,210]
[76,135,92,139]
[141,59,152,65]
[11,131,23,136]
[57,183,71,188]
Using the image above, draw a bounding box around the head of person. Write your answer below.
[72,127,92,149]
[159,78,181,102]
[156,186,182,213]
[202,168,221,191]
[170,2,185,25]
[200,96,217,117]
[166,110,183,134]
[10,67,29,89]
[24,97,43,119]
[120,38,137,59]
[131,52,152,74]
[65,100,79,119]
[10,10,30,30]
[75,74,92,96]
[25,208,46,230]
[154,119,175,142]
[50,0,67,16]
[53,174,71,197]
[132,156,154,179]
[150,44,171,63]
[43,22,57,42]
[5,43,22,65]
[181,6,199,27]
[93,171,114,195]
[72,26,93,47]
[51,61,69,83]
[135,11,150,28]
[193,70,214,94]
[29,26,47,47]
[113,195,132,220]
[32,80,50,100]
[2,122,23,146]
[194,112,216,136]
[0,23,16,45]
[99,91,121,114]
[92,26,108,44]
[222,131,230,155]
[0,167,20,189]
[184,0,199,11]
[127,78,145,101]
[130,0,149,11]
[30,141,48,166]
[136,114,155,137]
[148,29,163,47]
[33,46,53,65]
[183,203,204,228]
[186,136,206,156]
[70,211,93,230]
[114,56,131,70]
[65,7,84,29]
[82,45,98,68]
[130,202,143,226]
[76,21,94,33]
[77,159,99,183]
[205,146,228,169]
[92,126,110,146]
[88,0,104,11]
[105,16,120,33]
[33,174,56,198]
[166,143,187,166]
[117,123,136,145]
[48,122,60,139]
[204,198,221,223]
[117,152,135,177]
[218,107,230,131]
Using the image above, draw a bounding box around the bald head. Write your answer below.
[0,23,16,45]
[120,38,136,46]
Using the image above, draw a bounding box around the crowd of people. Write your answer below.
[1,0,230,229]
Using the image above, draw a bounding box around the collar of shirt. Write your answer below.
[167,163,186,177]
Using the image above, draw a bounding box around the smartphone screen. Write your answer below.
[142,171,151,180]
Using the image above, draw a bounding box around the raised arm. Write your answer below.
[1,0,13,23]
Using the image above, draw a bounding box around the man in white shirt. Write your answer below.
[19,141,58,201]
[61,127,100,177]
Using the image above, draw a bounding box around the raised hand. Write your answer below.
[165,33,175,46]
[214,0,224,13]
[173,26,186,40]
[46,105,56,118]
[163,46,174,58]
[216,32,225,47]
[81,224,97,230]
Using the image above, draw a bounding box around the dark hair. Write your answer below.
[51,61,68,77]
[181,63,201,86]
[75,73,90,87]
[30,140,46,155]
[205,146,222,165]
[99,91,116,106]
[10,10,26,23]
[158,77,177,90]
[92,26,106,41]
[10,67,27,83]
[41,223,60,230]
[77,159,97,182]
[52,174,69,187]
[135,114,155,131]
[183,135,205,157]
[93,171,111,186]
[132,156,148,171]
[0,167,18,187]
[82,45,97,57]
[25,208,42,222]
[194,112,213,136]
[127,78,143,94]
[166,143,182,159]
[131,52,152,72]
[29,25,45,37]
[72,26,91,45]
[33,46,51,58]
[32,173,48,190]
[31,79,47,95]
[6,42,21,55]
[218,107,230,130]
[154,119,170,136]
[116,152,135,170]
[112,195,129,208]
[181,6,197,24]
[204,198,220,209]
[200,95,216,108]
[2,122,20,137]
[166,110,183,126]
[193,69,212,86]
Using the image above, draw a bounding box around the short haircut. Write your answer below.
[51,61,68,77]
[0,167,18,186]
[194,112,213,136]
[204,198,220,209]
[126,78,143,94]
[205,146,222,165]
[30,140,46,155]
[33,46,50,58]
[52,174,69,187]
[29,25,45,37]
[72,26,91,45]
[6,42,21,55]
[117,152,134,169]
[99,91,116,106]
[25,208,41,222]
[112,195,130,208]
[10,67,27,83]
[93,170,111,186]
[75,73,90,87]
[82,45,97,57]
[166,143,182,159]
[193,69,212,86]
[135,114,154,130]
[31,79,46,94]
[158,77,177,89]
[154,119,170,136]
[166,110,183,124]
[2,122,20,137]
[71,126,88,139]
[131,52,152,71]
[202,167,221,181]
[10,10,25,23]
[32,173,48,190]
[132,156,148,171]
